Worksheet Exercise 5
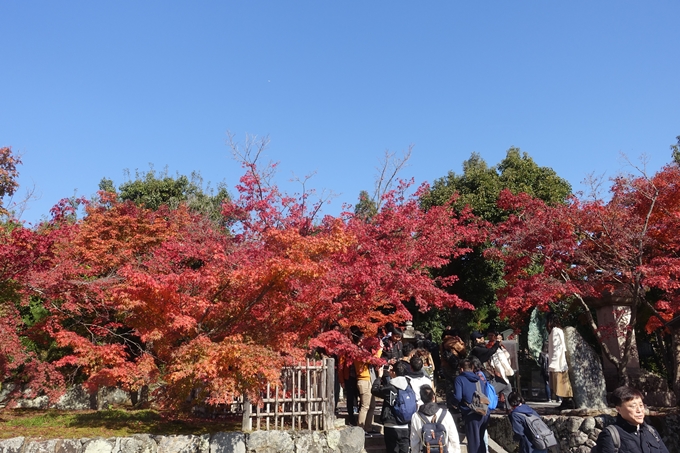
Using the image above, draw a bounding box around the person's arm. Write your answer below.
[593,426,618,453]
[472,342,500,363]
[508,411,524,442]
[452,378,463,409]
[371,366,388,398]
[409,412,423,453]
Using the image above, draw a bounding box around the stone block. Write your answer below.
[325,430,341,451]
[55,439,83,453]
[0,437,25,453]
[157,435,209,453]
[15,394,50,409]
[25,440,60,453]
[566,417,582,433]
[247,431,294,453]
[55,385,94,410]
[336,427,364,453]
[580,417,596,433]
[82,439,116,453]
[293,431,326,453]
[114,436,158,453]
[209,433,245,453]
[568,431,588,448]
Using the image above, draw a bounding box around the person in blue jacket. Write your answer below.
[507,392,547,453]
[452,358,489,453]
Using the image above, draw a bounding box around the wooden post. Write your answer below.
[324,357,335,431]
[241,397,253,431]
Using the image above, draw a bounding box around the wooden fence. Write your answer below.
[241,357,336,431]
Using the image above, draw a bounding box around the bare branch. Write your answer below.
[373,145,413,209]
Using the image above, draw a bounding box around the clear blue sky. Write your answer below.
[2,2,678,223]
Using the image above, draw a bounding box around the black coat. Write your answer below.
[594,415,668,453]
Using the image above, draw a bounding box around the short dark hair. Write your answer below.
[507,391,524,407]
[393,360,408,377]
[611,386,644,407]
[420,384,435,404]
[410,356,423,372]
[392,327,403,339]
[460,358,473,371]
[402,342,414,356]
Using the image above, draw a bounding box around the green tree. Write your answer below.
[354,190,378,220]
[99,167,229,223]
[671,136,680,165]
[416,148,572,334]
[422,148,571,221]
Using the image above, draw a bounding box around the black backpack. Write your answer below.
[591,424,662,453]
[418,408,448,453]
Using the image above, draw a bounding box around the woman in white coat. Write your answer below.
[547,314,573,409]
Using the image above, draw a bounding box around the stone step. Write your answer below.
[362,434,469,453]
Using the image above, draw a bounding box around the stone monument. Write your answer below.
[565,326,608,410]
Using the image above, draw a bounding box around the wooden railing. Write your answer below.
[241,357,335,431]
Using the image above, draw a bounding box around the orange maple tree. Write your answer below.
[7,157,481,409]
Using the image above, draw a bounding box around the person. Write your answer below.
[410,384,461,453]
[469,331,501,364]
[482,333,513,410]
[383,327,405,363]
[355,330,383,432]
[537,343,552,402]
[546,314,574,409]
[338,326,362,425]
[408,355,433,407]
[414,346,436,384]
[593,386,669,453]
[452,359,490,453]
[440,330,466,410]
[371,361,412,453]
[507,392,547,453]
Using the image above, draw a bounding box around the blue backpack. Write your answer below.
[392,376,418,424]
[476,371,498,410]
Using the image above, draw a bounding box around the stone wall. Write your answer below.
[488,412,680,453]
[0,427,365,453]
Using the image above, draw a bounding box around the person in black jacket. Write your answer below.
[593,386,668,453]
[469,331,500,364]
[371,360,412,453]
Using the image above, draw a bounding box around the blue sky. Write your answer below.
[2,2,678,223]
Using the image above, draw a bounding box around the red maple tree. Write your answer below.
[489,163,680,386]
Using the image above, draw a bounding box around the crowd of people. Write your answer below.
[331,321,669,453]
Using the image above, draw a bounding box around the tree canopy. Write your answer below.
[417,148,572,334]
[488,162,680,385]
[1,147,480,409]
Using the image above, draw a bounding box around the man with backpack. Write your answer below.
[452,359,491,453]
[372,360,417,453]
[592,386,668,453]
[410,384,460,453]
